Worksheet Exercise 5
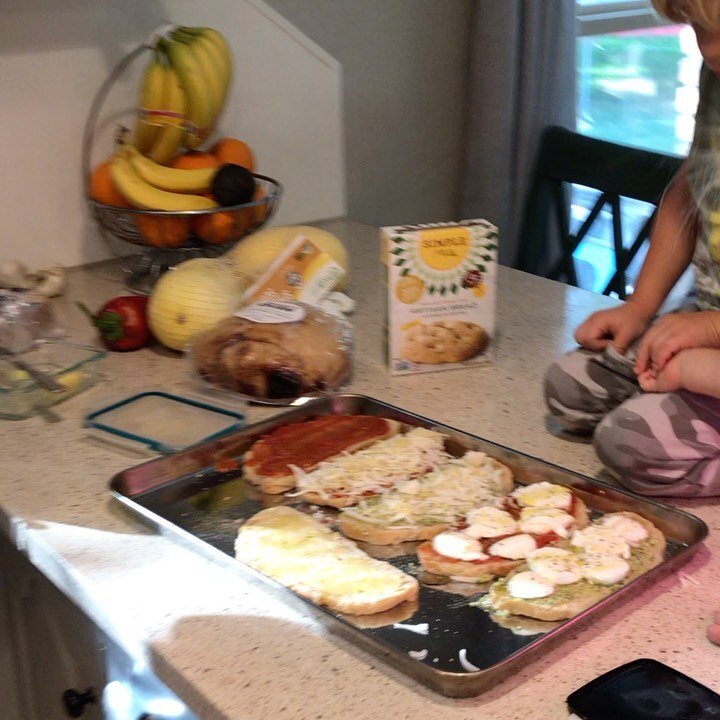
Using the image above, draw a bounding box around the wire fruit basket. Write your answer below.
[83,42,282,294]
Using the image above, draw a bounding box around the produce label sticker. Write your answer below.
[235,300,306,324]
[242,235,345,307]
[382,219,498,376]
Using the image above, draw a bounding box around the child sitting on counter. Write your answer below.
[543,0,720,644]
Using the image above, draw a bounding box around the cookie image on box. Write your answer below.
[400,321,488,364]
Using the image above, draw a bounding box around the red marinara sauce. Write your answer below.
[245,415,393,476]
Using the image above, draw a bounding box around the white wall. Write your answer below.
[0,0,345,269]
[265,0,474,227]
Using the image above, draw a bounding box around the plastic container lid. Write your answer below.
[84,391,245,453]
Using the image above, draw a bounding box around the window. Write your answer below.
[572,0,701,298]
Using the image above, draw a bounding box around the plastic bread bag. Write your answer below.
[0,290,64,352]
[188,300,353,403]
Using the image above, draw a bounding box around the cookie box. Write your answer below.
[381,220,498,375]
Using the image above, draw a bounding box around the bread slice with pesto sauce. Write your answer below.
[487,512,666,622]
[338,451,514,545]
[234,507,419,615]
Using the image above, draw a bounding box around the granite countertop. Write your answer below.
[2,219,718,719]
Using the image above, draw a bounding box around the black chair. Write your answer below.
[514,125,683,299]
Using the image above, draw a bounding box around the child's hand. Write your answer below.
[574,302,652,354]
[634,311,720,375]
[637,354,682,393]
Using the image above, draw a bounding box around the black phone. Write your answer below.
[567,658,720,720]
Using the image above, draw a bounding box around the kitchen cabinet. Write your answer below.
[0,534,196,720]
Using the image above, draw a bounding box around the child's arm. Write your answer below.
[639,347,720,397]
[575,163,696,353]
[626,162,696,317]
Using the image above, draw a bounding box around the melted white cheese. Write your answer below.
[511,481,572,510]
[518,507,575,538]
[432,531,487,561]
[571,526,631,559]
[598,513,648,545]
[507,571,555,599]
[581,553,631,585]
[465,506,518,539]
[487,534,537,560]
[527,547,583,585]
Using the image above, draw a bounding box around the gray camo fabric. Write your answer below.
[545,345,720,497]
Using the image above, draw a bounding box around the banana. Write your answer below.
[132,49,166,152]
[174,27,232,120]
[110,151,217,211]
[126,146,217,193]
[195,33,231,113]
[195,28,233,109]
[183,37,223,124]
[147,61,187,164]
[164,38,213,149]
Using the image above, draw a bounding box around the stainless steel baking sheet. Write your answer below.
[109,394,708,697]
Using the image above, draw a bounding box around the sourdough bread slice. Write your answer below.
[338,452,514,545]
[488,512,666,621]
[244,416,401,494]
[234,507,419,615]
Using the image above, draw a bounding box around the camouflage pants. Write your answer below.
[545,346,720,497]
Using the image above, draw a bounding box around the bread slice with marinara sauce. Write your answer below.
[243,415,401,494]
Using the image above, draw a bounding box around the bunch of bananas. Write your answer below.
[110,146,219,211]
[108,26,234,213]
[133,26,233,162]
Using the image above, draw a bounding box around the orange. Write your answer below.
[89,160,129,207]
[210,138,255,171]
[250,187,268,224]
[196,211,237,246]
[136,215,191,248]
[171,152,221,170]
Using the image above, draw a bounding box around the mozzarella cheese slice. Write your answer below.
[518,507,575,538]
[511,481,572,511]
[432,531,488,561]
[465,506,519,539]
[598,513,648,545]
[488,534,537,560]
[527,547,583,585]
[507,571,555,599]
[581,553,631,585]
[571,526,631,559]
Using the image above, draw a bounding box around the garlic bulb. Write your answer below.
[0,261,31,289]
[32,265,66,298]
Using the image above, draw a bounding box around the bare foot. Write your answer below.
[707,611,720,645]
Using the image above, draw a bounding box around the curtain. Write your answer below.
[460,0,576,266]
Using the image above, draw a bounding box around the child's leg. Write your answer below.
[544,347,639,434]
[594,391,720,497]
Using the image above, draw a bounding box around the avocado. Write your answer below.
[211,164,256,206]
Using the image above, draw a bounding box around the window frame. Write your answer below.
[576,1,668,37]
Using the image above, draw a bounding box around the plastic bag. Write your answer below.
[189,300,353,402]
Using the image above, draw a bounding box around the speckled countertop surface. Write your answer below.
[2,219,718,719]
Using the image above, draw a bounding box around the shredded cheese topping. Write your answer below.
[291,427,448,502]
[341,451,510,527]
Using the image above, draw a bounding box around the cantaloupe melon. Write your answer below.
[227,225,349,290]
